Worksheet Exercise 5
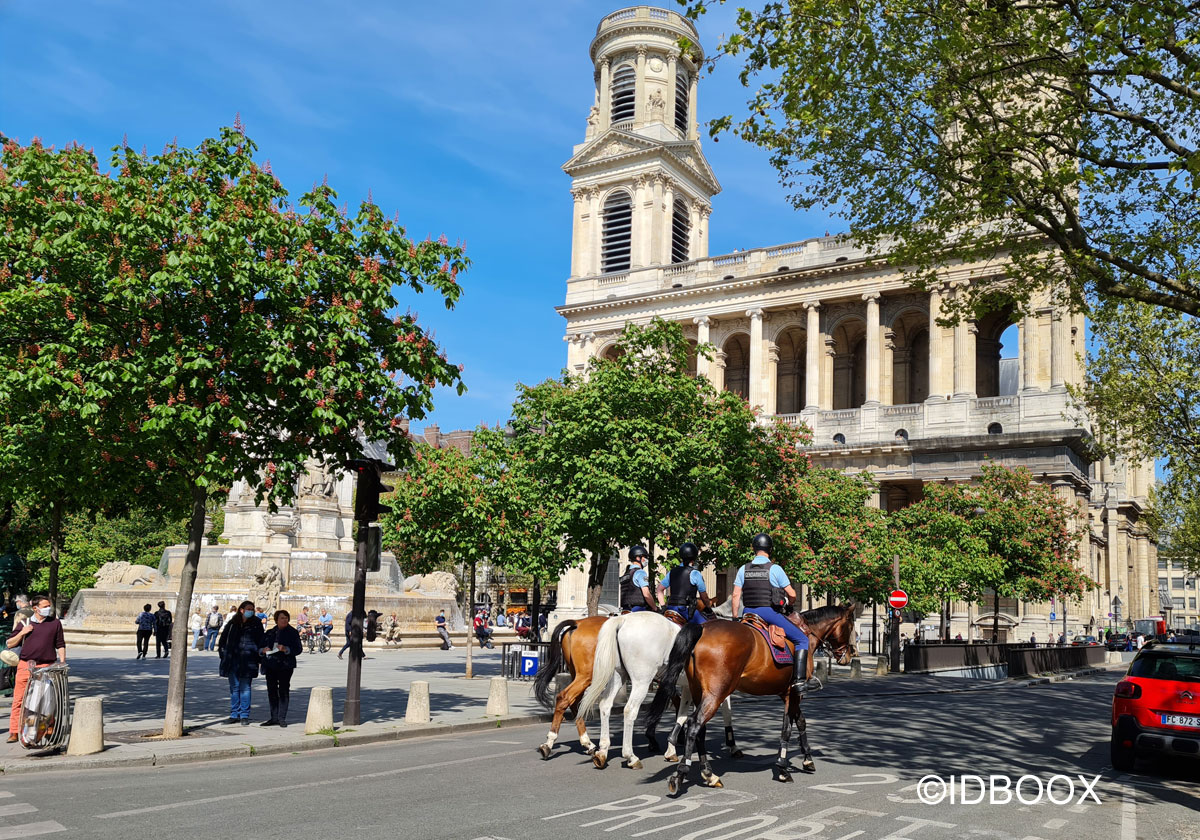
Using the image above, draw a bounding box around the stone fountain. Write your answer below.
[65,458,459,644]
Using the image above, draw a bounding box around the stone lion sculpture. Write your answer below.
[94,561,164,589]
[402,571,459,597]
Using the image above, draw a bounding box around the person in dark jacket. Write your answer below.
[260,609,303,727]
[217,600,266,725]
[153,600,173,658]
[134,604,155,660]
[337,611,355,660]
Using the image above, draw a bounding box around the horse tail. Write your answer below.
[645,621,703,733]
[533,619,577,709]
[577,614,627,718]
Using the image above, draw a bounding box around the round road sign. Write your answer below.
[888,589,908,610]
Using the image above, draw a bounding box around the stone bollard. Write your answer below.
[305,686,335,735]
[849,658,862,679]
[406,680,431,724]
[486,676,509,716]
[66,697,104,756]
[875,657,890,676]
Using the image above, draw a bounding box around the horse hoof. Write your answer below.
[802,759,815,773]
[585,745,597,757]
[593,753,608,769]
[776,770,794,783]
[664,755,680,763]
[537,745,551,760]
[702,774,723,788]
[730,749,744,760]
[667,776,680,796]
[626,758,643,770]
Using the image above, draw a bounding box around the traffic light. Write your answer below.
[365,610,380,643]
[348,458,395,522]
[365,522,382,573]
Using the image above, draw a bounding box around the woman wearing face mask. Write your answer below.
[217,600,265,725]
[6,597,65,743]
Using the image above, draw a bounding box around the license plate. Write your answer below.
[1161,713,1200,728]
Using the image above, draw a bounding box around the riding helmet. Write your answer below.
[628,545,649,562]
[678,542,699,564]
[751,533,773,553]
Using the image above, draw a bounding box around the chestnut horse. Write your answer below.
[533,616,609,758]
[645,603,857,793]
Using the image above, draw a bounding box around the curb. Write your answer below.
[0,712,552,776]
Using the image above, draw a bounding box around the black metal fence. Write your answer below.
[902,640,1106,675]
[501,642,552,681]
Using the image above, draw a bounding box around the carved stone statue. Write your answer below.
[297,457,337,500]
[402,571,459,597]
[94,561,164,589]
[648,87,666,121]
[251,564,285,614]
[585,105,599,139]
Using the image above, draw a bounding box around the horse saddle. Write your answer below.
[662,609,688,627]
[740,613,793,666]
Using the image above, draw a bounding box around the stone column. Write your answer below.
[882,330,898,406]
[634,47,647,124]
[765,342,780,416]
[688,71,698,140]
[710,349,727,391]
[693,315,711,379]
[688,203,701,263]
[747,309,764,409]
[659,178,674,268]
[666,54,678,132]
[598,58,611,129]
[563,334,579,370]
[822,337,836,409]
[1021,314,1039,392]
[698,204,711,258]
[927,285,945,399]
[1136,534,1151,624]
[953,316,977,397]
[632,175,650,268]
[570,189,585,278]
[652,176,666,265]
[804,302,821,410]
[863,292,881,404]
[587,188,602,276]
[1050,307,1069,389]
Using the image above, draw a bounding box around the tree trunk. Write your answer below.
[163,483,208,738]
[992,589,1001,643]
[531,577,541,642]
[586,547,609,617]
[465,560,475,679]
[47,498,63,611]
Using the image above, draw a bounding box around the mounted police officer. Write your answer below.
[619,545,658,613]
[731,533,811,692]
[656,542,712,624]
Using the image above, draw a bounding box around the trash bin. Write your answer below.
[520,649,539,679]
[19,663,71,751]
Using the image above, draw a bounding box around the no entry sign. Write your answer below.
[888,589,909,610]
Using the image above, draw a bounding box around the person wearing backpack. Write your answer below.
[153,600,173,658]
[204,605,224,651]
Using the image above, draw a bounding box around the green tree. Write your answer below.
[0,126,466,736]
[689,0,1200,318]
[1155,474,1200,576]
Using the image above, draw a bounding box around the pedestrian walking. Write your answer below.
[153,600,173,658]
[134,604,155,659]
[6,596,65,743]
[217,600,266,725]
[337,611,355,660]
[204,605,224,651]
[189,609,204,650]
[435,609,452,650]
[260,610,302,727]
[1030,633,1037,646]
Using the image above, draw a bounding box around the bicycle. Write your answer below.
[300,625,331,654]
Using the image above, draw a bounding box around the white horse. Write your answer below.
[577,611,738,773]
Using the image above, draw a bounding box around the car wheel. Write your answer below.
[1110,727,1136,772]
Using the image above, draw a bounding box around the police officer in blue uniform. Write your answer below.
[656,542,711,624]
[619,546,657,612]
[731,533,811,691]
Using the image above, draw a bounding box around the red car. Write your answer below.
[1111,641,1200,770]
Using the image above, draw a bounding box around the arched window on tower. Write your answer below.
[671,199,691,263]
[601,191,633,273]
[674,69,689,134]
[611,64,636,124]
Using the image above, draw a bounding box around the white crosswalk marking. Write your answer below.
[0,821,66,839]
[0,804,36,817]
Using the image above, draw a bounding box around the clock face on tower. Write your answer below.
[649,56,664,73]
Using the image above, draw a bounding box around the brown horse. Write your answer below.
[533,616,609,758]
[645,603,857,793]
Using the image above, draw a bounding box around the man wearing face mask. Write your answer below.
[6,597,65,743]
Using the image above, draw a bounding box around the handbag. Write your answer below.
[0,648,18,668]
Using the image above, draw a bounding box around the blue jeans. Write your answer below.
[205,628,219,650]
[743,606,809,648]
[193,628,203,649]
[228,674,253,719]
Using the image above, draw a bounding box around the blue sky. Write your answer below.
[2,1,841,433]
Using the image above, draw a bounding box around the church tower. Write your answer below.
[564,7,720,280]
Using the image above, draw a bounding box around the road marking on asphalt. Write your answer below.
[1042,818,1067,830]
[0,804,37,817]
[0,821,66,839]
[93,747,530,819]
[487,739,521,744]
[1121,790,1136,840]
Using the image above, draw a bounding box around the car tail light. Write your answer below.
[1115,680,1142,699]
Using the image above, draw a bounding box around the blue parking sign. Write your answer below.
[520,651,539,677]
[1049,612,1056,621]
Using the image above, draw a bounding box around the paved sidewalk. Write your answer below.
[0,644,550,774]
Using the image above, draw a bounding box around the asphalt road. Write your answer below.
[1,671,1196,840]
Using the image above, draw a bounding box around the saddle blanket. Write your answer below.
[740,614,793,666]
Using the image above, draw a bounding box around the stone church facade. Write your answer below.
[549,6,1157,642]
